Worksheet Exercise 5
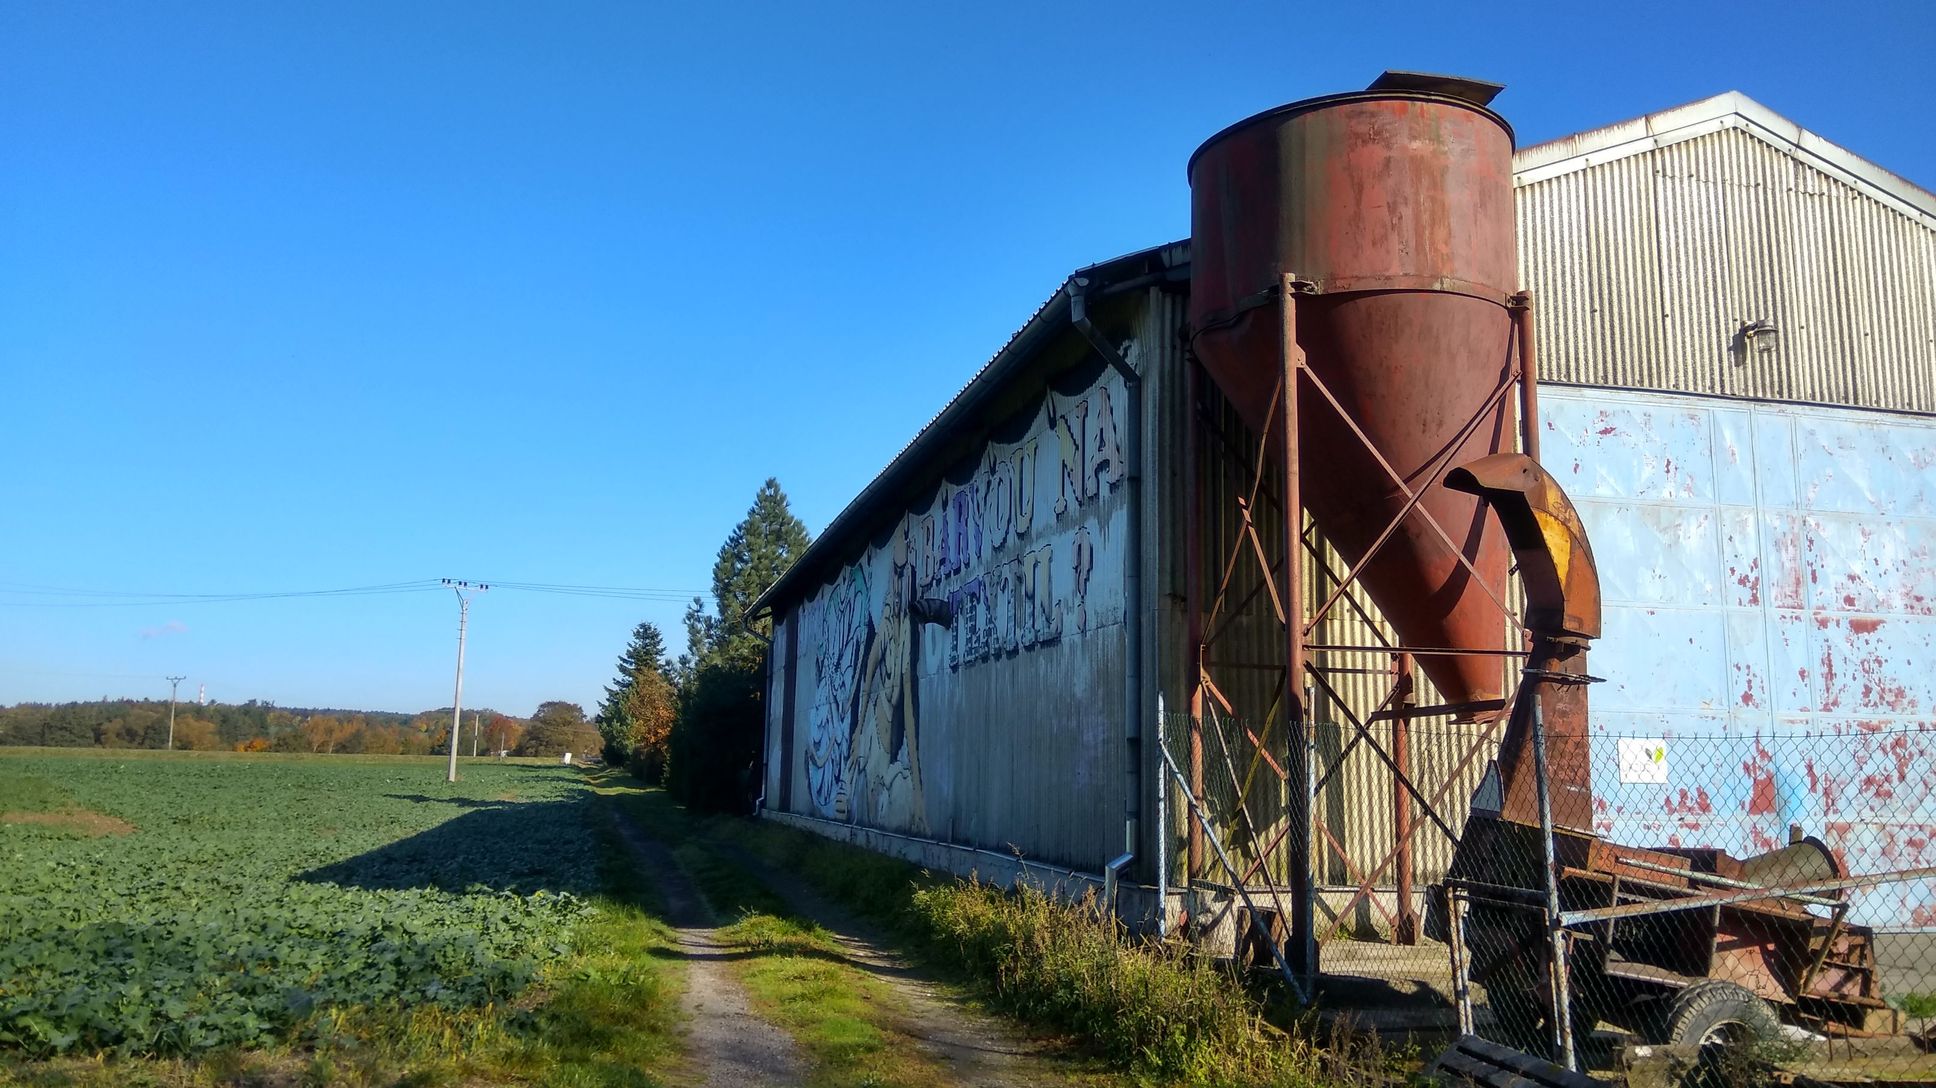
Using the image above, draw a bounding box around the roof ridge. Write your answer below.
[1513,91,1936,227]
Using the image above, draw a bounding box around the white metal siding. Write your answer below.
[1517,126,1936,413]
[1546,386,1936,929]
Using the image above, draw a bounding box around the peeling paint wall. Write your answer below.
[1546,386,1936,928]
[770,352,1133,870]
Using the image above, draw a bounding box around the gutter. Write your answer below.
[1070,283,1144,893]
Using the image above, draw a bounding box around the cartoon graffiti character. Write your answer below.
[844,520,952,833]
[806,568,871,815]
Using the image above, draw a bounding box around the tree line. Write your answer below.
[0,697,602,758]
[596,477,808,812]
[2,476,809,796]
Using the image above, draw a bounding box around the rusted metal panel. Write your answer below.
[1190,85,1518,710]
[1516,120,1936,414]
[1546,386,1936,928]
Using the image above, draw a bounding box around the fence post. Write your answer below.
[1156,693,1168,938]
[1530,697,1577,1071]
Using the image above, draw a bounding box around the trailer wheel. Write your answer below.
[1662,981,1780,1088]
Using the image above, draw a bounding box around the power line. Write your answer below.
[0,580,447,608]
[165,676,187,750]
[443,580,486,784]
[0,578,705,607]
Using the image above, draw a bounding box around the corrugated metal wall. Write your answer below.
[1519,125,1936,412]
[768,319,1140,874]
[1151,350,1509,937]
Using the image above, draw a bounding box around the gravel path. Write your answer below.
[609,813,807,1088]
[721,842,1075,1088]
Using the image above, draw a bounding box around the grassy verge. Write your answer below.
[642,791,1369,1087]
[2,772,686,1088]
[612,786,950,1088]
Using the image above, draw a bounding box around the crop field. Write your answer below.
[0,750,601,1060]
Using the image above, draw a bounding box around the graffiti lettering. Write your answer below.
[795,359,1131,831]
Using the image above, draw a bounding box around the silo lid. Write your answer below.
[1368,70,1504,107]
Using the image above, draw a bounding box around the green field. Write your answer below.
[0,748,1349,1088]
[0,750,600,1059]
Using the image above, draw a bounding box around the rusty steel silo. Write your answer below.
[1187,72,1520,711]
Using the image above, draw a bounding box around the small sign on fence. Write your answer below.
[1615,737,1667,784]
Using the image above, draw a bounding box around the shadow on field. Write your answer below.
[380,793,509,808]
[300,782,602,897]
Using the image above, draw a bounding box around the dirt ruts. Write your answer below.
[609,813,806,1088]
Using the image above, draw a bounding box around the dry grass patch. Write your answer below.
[1,808,136,836]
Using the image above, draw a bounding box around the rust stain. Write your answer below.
[1664,785,1714,816]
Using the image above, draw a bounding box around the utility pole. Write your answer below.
[165,676,187,750]
[442,580,488,783]
[471,711,480,758]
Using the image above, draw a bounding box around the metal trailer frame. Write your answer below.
[1444,820,1925,1062]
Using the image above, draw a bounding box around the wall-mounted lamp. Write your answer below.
[1731,319,1780,365]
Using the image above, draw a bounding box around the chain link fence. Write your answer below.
[1159,708,1936,1084]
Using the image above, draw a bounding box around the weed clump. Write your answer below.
[910,877,1322,1084]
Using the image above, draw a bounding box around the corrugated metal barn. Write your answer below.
[750,85,1936,950]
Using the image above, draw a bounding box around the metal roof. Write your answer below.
[751,241,1188,615]
[1513,91,1936,229]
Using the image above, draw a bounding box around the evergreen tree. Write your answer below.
[596,621,677,779]
[669,477,810,810]
[688,477,810,669]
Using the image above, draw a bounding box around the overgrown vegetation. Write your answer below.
[630,787,1362,1087]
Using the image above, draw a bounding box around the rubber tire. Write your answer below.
[1662,980,1780,1048]
[1662,981,1780,1088]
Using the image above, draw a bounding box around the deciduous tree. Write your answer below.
[518,701,598,759]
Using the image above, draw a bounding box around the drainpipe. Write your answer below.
[747,605,775,816]
[1071,283,1143,900]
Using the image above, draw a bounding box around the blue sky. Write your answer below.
[4,1,1932,716]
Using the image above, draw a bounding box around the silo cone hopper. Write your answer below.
[1187,71,1520,711]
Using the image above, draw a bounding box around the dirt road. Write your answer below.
[610,814,806,1088]
[611,810,1092,1087]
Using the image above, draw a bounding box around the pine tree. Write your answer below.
[596,621,677,778]
[689,477,810,669]
[669,477,810,810]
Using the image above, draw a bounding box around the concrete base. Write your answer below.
[759,808,1170,931]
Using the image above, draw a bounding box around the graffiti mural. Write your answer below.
[794,357,1132,834]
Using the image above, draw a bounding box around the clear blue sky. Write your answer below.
[4,1,1931,717]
